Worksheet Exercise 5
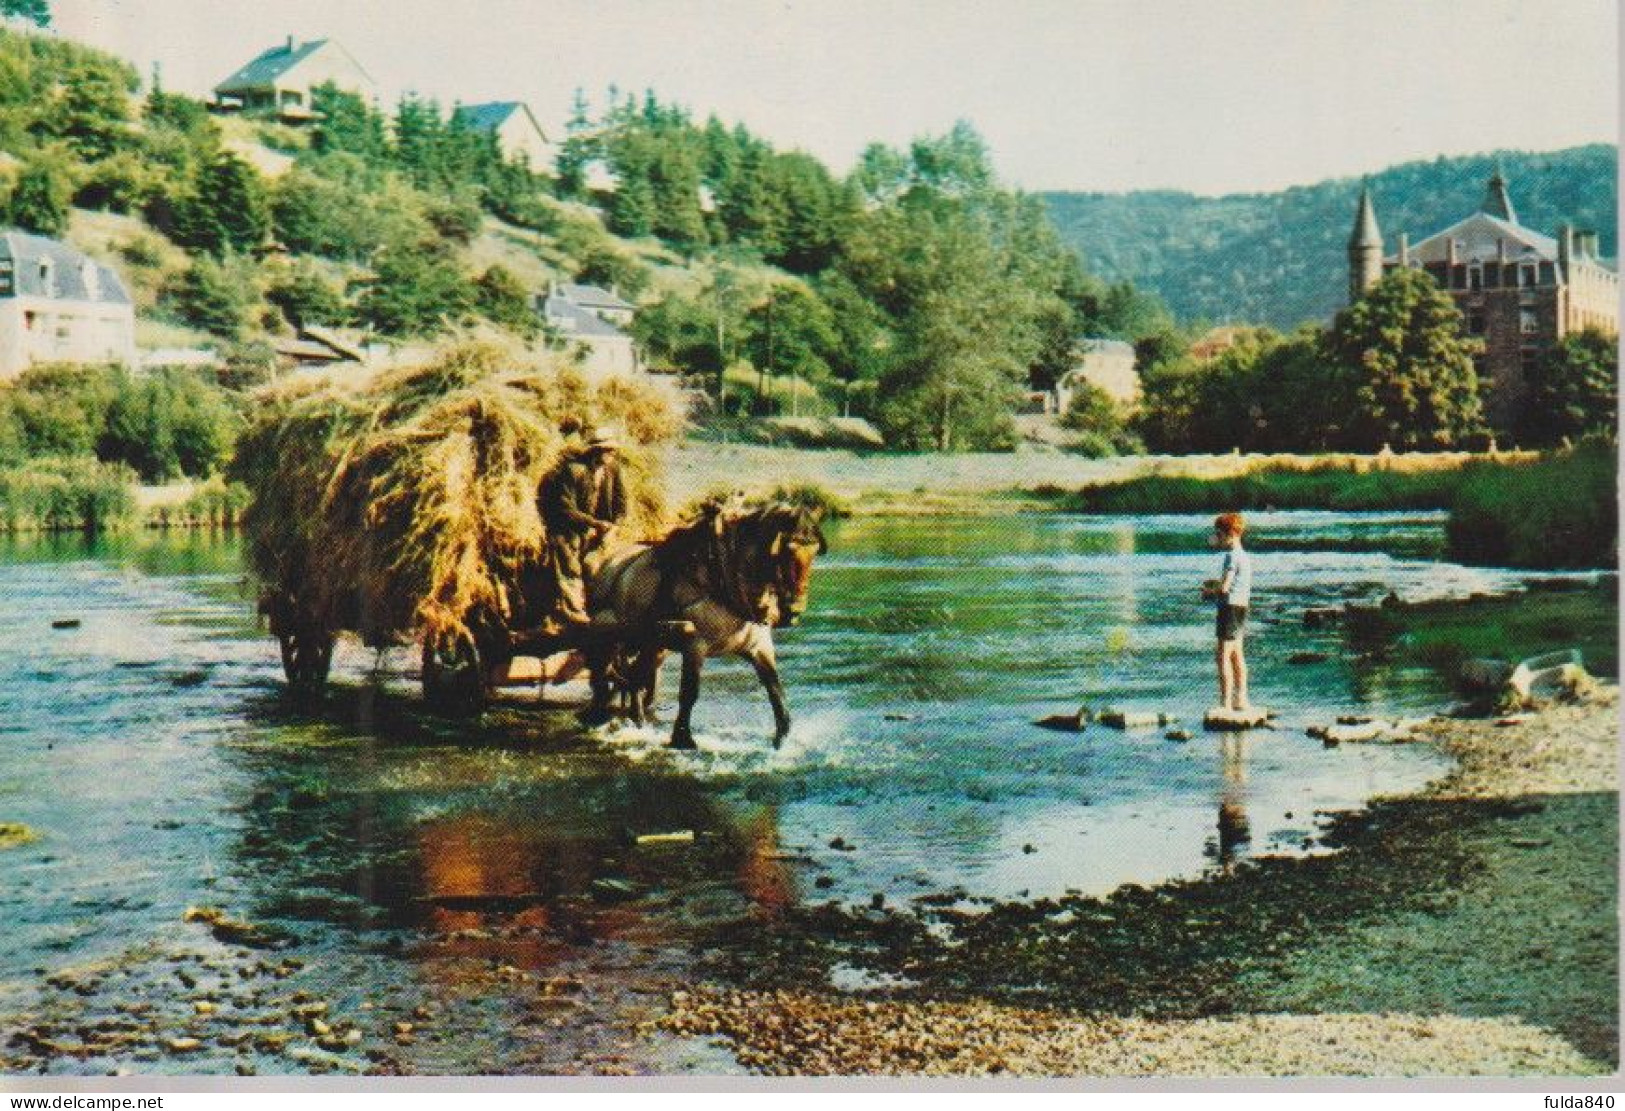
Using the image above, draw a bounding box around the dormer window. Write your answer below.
[37,258,53,295]
[0,261,12,297]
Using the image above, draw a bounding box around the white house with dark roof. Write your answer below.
[454,101,553,168]
[212,36,374,121]
[537,282,639,376]
[0,231,135,379]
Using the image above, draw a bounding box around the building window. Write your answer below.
[1484,263,1501,288]
[1539,262,1555,285]
[1522,265,1537,287]
[1520,309,1539,335]
[1469,313,1486,335]
[1469,267,1482,291]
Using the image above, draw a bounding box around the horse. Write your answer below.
[576,495,828,750]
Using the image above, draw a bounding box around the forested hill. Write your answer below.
[1041,145,1618,329]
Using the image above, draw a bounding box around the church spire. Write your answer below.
[1481,167,1517,224]
[1347,184,1384,301]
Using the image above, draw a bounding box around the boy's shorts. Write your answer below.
[1216,603,1248,642]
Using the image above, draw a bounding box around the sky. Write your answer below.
[50,0,1621,195]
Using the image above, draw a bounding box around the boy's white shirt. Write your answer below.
[1217,540,1252,606]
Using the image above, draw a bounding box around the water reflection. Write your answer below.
[1213,735,1252,870]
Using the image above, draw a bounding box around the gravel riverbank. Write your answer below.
[663,694,1620,1076]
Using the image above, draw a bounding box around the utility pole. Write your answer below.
[759,289,775,415]
[712,276,729,412]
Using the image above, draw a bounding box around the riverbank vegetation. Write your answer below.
[0,456,136,532]
[1358,581,1618,691]
[1065,440,1617,571]
[1445,439,1617,568]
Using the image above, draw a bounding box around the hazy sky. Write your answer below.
[52,0,1620,195]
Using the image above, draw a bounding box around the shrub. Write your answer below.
[0,457,136,532]
[266,260,349,329]
[161,256,260,339]
[5,157,73,235]
[1446,440,1617,569]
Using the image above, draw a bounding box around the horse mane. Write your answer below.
[651,493,790,619]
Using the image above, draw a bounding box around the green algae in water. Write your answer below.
[0,821,40,849]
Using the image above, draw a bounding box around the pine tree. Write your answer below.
[176,153,270,254]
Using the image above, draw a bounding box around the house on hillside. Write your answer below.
[537,282,639,376]
[454,101,553,167]
[1348,171,1619,429]
[1055,337,1139,414]
[0,231,135,380]
[212,36,375,121]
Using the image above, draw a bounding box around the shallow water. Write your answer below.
[0,514,1594,1072]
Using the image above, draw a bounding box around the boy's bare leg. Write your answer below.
[1230,642,1251,711]
[1216,643,1232,709]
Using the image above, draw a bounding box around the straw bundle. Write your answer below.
[233,337,684,648]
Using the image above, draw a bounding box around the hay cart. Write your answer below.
[235,340,680,716]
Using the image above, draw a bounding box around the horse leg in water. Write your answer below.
[670,640,703,750]
[574,625,620,727]
[628,644,664,725]
[747,641,791,748]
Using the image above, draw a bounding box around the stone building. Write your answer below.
[0,231,135,380]
[1348,171,1618,429]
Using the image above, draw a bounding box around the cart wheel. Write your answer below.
[422,630,485,717]
[279,624,334,698]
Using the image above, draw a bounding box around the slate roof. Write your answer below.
[557,283,634,313]
[455,101,524,133]
[0,230,131,305]
[1394,211,1559,266]
[1349,186,1382,250]
[541,295,627,339]
[214,38,371,94]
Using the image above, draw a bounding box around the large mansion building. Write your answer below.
[1348,171,1618,429]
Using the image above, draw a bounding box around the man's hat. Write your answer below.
[586,427,620,450]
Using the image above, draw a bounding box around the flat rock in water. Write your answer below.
[1098,710,1167,730]
[1203,707,1271,731]
[1033,713,1085,732]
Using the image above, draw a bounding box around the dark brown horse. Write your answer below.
[578,495,828,749]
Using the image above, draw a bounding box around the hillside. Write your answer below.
[1042,145,1619,329]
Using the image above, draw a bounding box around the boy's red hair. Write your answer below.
[1214,512,1245,539]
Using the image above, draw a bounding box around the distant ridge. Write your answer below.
[1041,145,1618,329]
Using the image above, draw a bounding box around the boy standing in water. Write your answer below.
[1205,513,1252,712]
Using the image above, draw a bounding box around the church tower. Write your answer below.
[1348,184,1384,302]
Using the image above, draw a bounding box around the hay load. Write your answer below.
[232,337,684,699]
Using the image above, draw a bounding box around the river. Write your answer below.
[0,512,1583,1074]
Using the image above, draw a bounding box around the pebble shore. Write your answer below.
[662,693,1619,1077]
